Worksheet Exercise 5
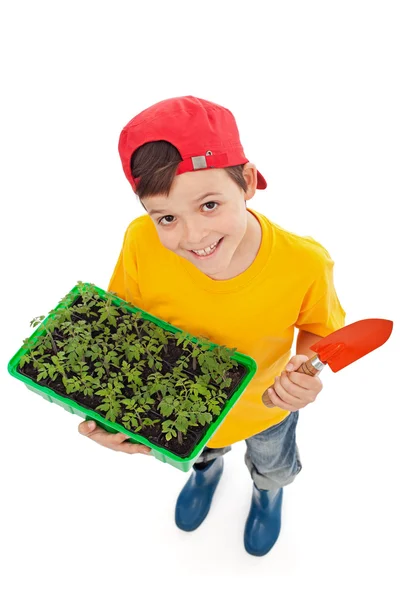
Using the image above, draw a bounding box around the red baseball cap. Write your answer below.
[118,95,267,193]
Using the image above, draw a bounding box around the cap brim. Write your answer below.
[256,170,267,189]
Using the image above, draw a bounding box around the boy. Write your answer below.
[78,95,346,557]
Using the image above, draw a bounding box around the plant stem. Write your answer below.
[134,409,143,427]
[132,320,160,374]
[44,326,58,354]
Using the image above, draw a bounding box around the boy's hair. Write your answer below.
[130,141,248,202]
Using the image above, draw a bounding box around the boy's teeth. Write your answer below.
[192,240,218,256]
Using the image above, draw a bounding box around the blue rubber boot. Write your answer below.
[244,484,283,556]
[175,457,224,531]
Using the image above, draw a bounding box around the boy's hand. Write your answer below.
[264,354,323,412]
[78,420,153,455]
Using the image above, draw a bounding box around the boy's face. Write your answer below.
[141,163,257,280]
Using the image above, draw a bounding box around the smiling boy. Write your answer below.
[78,96,346,556]
[142,166,262,282]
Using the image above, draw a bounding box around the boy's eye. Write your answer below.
[158,201,219,226]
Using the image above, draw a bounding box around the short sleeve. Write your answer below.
[107,225,142,306]
[295,257,346,337]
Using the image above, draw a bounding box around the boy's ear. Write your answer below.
[243,162,258,201]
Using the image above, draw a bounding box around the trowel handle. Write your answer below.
[262,354,325,408]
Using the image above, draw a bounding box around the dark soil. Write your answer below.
[18,294,248,458]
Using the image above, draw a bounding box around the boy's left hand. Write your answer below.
[264,354,323,412]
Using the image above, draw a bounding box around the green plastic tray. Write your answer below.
[8,283,258,471]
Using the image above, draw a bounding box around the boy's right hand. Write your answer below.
[78,420,152,455]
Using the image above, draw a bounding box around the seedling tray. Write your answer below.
[8,283,257,471]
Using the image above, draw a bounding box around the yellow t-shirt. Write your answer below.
[107,207,346,448]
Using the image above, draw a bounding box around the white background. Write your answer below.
[1,0,399,597]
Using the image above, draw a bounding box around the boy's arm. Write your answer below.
[296,330,323,360]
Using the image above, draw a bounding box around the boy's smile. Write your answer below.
[188,236,224,258]
[141,163,262,280]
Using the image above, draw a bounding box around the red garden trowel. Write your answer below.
[262,318,393,407]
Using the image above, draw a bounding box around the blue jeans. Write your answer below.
[194,411,302,491]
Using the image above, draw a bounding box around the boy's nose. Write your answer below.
[182,232,211,249]
[181,217,210,242]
